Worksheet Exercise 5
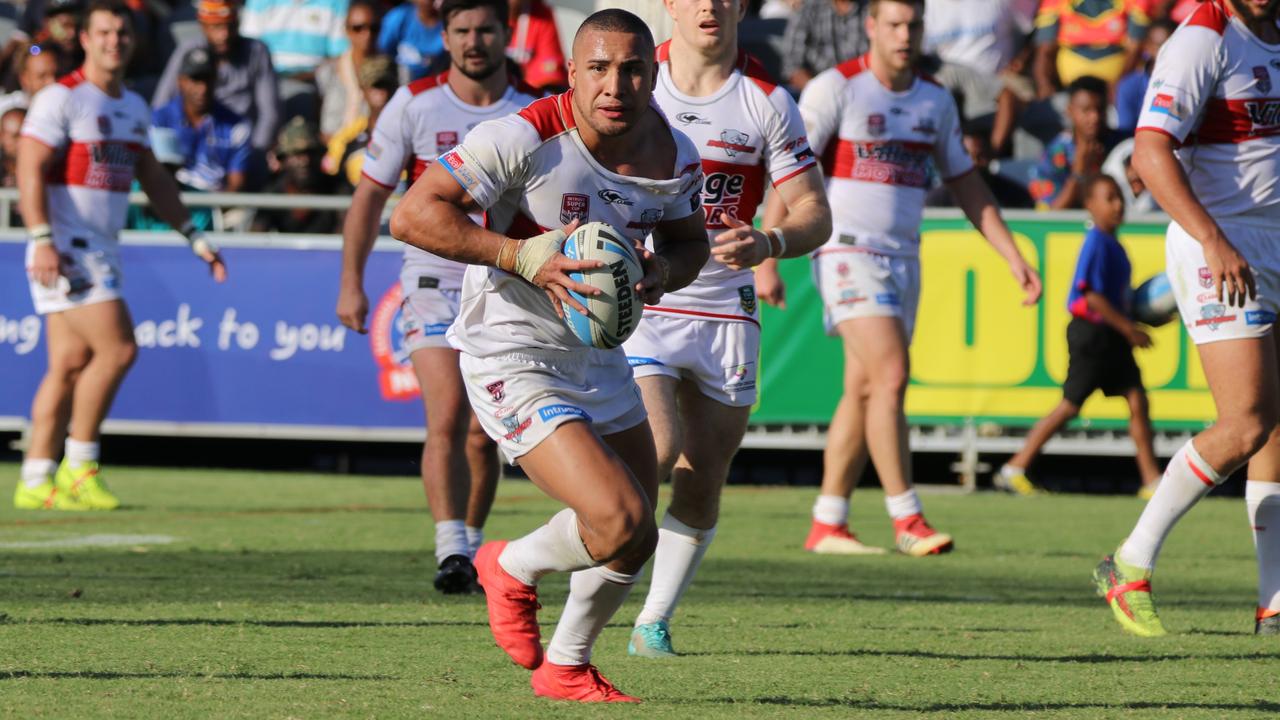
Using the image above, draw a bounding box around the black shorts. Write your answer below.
[1062,317,1144,407]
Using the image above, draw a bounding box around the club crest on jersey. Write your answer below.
[738,286,757,315]
[597,188,634,206]
[708,129,754,157]
[1196,303,1235,330]
[676,111,710,125]
[867,113,886,137]
[560,193,590,224]
[1254,66,1273,95]
[436,131,459,152]
[485,380,505,403]
[1198,266,1213,288]
[97,115,112,135]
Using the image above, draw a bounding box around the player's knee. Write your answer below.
[596,496,655,561]
[49,346,91,382]
[870,362,909,398]
[465,425,493,454]
[108,340,138,372]
[1222,413,1277,459]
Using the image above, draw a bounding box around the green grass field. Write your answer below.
[1,464,1277,719]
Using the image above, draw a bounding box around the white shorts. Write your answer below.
[459,348,647,464]
[400,288,460,354]
[26,243,123,315]
[1167,220,1280,345]
[623,311,760,407]
[812,250,921,340]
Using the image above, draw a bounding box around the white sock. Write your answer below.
[498,508,596,586]
[1118,440,1224,571]
[885,489,923,520]
[545,565,638,666]
[433,519,469,564]
[64,439,99,465]
[465,526,483,558]
[1246,480,1280,613]
[635,513,717,626]
[21,458,56,489]
[1001,464,1025,478]
[812,494,850,526]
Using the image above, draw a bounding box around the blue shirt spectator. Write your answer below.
[153,99,253,192]
[1067,226,1131,323]
[378,0,445,81]
[240,0,350,76]
[1114,69,1148,136]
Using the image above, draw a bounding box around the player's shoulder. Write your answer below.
[515,91,576,144]
[806,55,867,97]
[1182,0,1230,36]
[406,70,449,97]
[734,49,781,97]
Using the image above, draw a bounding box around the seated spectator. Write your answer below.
[1102,137,1159,214]
[927,123,1035,209]
[0,44,60,117]
[26,0,83,77]
[126,127,217,232]
[379,0,445,81]
[1029,75,1118,210]
[924,0,1034,77]
[240,0,349,78]
[506,0,567,92]
[781,0,867,92]
[152,47,253,193]
[154,1,281,158]
[1,107,24,188]
[323,55,397,188]
[760,0,802,20]
[1033,0,1149,98]
[253,117,342,233]
[1114,18,1173,136]
[318,0,381,140]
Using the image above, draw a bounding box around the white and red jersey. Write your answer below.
[440,91,704,356]
[649,43,816,321]
[20,69,150,250]
[363,71,540,291]
[799,55,972,258]
[1136,0,1280,221]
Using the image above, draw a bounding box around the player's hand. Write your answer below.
[635,246,669,306]
[1203,233,1256,309]
[336,283,370,334]
[1125,325,1153,349]
[518,221,601,318]
[199,247,228,283]
[1072,138,1104,176]
[26,243,62,288]
[711,216,772,270]
[755,259,787,309]
[1008,257,1042,306]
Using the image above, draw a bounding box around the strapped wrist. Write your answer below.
[768,227,787,258]
[29,223,52,246]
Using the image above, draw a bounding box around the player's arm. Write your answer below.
[136,149,227,282]
[648,208,710,303]
[947,171,1042,305]
[1132,130,1254,307]
[388,161,602,314]
[755,190,788,309]
[1085,290,1151,348]
[337,179,395,333]
[712,167,831,270]
[16,136,60,288]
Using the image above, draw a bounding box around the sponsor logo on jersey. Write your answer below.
[1245,100,1280,132]
[626,208,663,232]
[597,188,634,206]
[708,129,755,157]
[911,117,937,135]
[1247,310,1277,325]
[443,151,464,170]
[738,285,757,315]
[867,113,886,137]
[1198,266,1214,288]
[849,141,932,188]
[367,141,382,160]
[1196,291,1218,302]
[675,111,710,125]
[876,293,900,307]
[436,131,459,152]
[537,404,591,422]
[502,415,531,441]
[1151,93,1181,120]
[485,380,506,402]
[560,193,590,224]
[1195,303,1236,330]
[627,356,665,367]
[97,115,112,135]
[423,323,449,336]
[1254,66,1273,95]
[723,362,756,393]
[702,171,747,227]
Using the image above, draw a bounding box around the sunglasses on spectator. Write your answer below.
[348,23,378,32]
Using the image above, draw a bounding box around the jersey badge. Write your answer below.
[597,188,635,206]
[708,129,755,157]
[485,380,506,403]
[867,113,886,137]
[912,117,937,136]
[675,111,711,125]
[97,115,112,136]
[1254,66,1273,95]
[738,285,757,315]
[436,131,459,152]
[560,193,590,224]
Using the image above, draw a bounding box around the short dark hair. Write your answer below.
[80,0,132,32]
[440,0,507,29]
[573,9,654,56]
[1083,173,1121,199]
[1066,75,1108,103]
[15,43,60,76]
[869,0,925,17]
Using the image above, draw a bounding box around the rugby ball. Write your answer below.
[561,222,645,349]
[1133,272,1178,327]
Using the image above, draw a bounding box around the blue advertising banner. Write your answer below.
[1,236,429,438]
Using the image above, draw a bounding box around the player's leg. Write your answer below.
[998,399,1080,495]
[463,414,499,556]
[54,300,137,510]
[636,375,683,483]
[632,379,751,657]
[1245,328,1280,635]
[1124,388,1162,496]
[409,346,476,593]
[15,311,91,510]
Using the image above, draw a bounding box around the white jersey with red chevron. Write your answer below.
[1136,0,1280,220]
[648,42,816,320]
[20,69,151,249]
[363,71,539,290]
[799,55,971,258]
[439,91,705,356]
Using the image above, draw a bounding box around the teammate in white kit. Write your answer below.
[1094,0,1280,638]
[14,1,226,512]
[623,0,832,659]
[389,10,709,702]
[800,0,1041,556]
[336,0,537,595]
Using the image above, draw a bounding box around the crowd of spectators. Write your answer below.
[0,0,1206,234]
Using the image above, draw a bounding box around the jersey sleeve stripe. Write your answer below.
[516,92,574,141]
[643,306,761,326]
[771,162,817,187]
[1135,125,1183,146]
[18,132,58,150]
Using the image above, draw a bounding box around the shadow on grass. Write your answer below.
[0,670,393,681]
[16,617,487,629]
[686,647,1280,663]
[696,697,1280,713]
